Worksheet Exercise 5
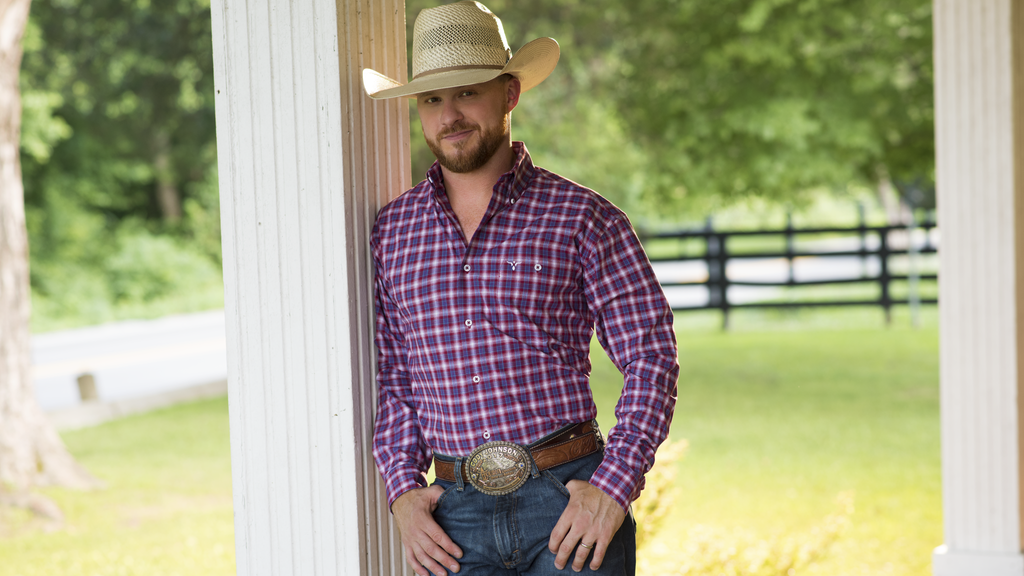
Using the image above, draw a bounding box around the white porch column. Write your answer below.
[933,1,1024,574]
[210,0,412,574]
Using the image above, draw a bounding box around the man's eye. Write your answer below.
[460,91,474,97]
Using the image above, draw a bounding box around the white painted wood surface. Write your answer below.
[211,0,411,573]
[933,0,1024,572]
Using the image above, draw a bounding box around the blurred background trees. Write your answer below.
[614,0,933,209]
[17,0,933,331]
[20,0,222,331]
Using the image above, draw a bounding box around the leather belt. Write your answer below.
[434,421,602,485]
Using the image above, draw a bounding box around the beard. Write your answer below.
[425,114,509,174]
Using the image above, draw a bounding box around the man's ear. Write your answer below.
[506,76,522,112]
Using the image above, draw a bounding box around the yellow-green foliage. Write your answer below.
[633,437,689,549]
[639,492,855,576]
[633,435,856,575]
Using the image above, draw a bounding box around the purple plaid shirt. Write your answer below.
[371,142,678,511]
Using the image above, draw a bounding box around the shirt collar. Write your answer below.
[425,141,536,204]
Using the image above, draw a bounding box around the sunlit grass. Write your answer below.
[0,398,235,576]
[592,309,940,575]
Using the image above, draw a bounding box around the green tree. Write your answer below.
[613,0,933,207]
[19,0,223,329]
[22,0,217,225]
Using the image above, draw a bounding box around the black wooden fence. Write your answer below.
[641,213,938,328]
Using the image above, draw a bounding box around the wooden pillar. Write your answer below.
[933,0,1024,573]
[210,0,411,574]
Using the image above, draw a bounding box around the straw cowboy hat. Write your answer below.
[362,1,559,100]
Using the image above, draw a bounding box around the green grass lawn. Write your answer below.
[0,399,236,576]
[2,306,939,575]
[592,307,940,575]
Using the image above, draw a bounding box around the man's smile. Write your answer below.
[442,129,474,142]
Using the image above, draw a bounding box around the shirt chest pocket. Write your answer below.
[480,238,583,347]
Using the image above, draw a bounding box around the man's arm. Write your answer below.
[581,209,679,508]
[371,266,431,504]
[549,207,679,572]
[371,248,463,576]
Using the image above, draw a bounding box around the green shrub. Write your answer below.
[30,224,223,332]
[634,438,854,575]
[105,224,220,304]
[639,492,854,576]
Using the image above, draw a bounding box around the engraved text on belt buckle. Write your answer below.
[465,441,531,496]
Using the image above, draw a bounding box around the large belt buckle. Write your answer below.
[465,441,531,496]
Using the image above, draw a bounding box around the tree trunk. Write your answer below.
[877,169,909,227]
[0,0,98,508]
[153,130,182,222]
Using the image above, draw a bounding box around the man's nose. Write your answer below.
[440,99,463,126]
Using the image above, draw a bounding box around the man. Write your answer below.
[362,2,678,575]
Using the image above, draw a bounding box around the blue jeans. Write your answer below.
[431,450,636,575]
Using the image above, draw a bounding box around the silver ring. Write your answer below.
[580,542,594,550]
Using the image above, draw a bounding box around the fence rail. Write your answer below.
[641,214,938,328]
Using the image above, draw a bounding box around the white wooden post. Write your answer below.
[210,0,412,574]
[933,1,1024,574]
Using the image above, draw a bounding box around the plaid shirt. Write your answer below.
[371,142,678,511]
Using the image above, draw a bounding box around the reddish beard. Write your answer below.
[425,114,509,174]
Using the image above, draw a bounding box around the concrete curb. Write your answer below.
[46,380,228,431]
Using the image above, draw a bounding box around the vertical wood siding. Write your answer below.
[934,0,1024,572]
[211,0,411,573]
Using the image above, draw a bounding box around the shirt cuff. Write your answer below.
[589,454,643,511]
[384,466,429,511]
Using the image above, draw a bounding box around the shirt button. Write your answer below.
[483,430,491,439]
[463,264,471,272]
[510,198,516,204]
[472,376,481,383]
[465,319,473,328]
[534,263,542,271]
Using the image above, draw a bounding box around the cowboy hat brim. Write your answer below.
[363,37,560,100]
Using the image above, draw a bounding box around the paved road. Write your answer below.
[32,310,227,411]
